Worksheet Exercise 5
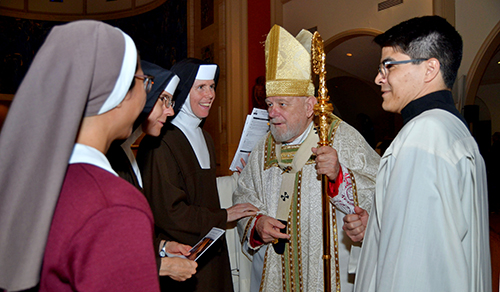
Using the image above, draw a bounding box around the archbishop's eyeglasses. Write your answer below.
[159,95,175,109]
[378,58,428,79]
[134,74,155,93]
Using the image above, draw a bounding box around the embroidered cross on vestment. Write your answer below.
[281,192,289,201]
[281,166,292,174]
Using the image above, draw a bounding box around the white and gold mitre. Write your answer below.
[265,24,315,97]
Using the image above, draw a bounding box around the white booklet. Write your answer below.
[166,227,225,261]
[229,108,270,171]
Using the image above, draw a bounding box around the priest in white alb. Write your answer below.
[343,16,492,292]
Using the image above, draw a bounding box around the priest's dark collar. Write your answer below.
[401,90,467,127]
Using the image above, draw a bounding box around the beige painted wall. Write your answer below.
[457,0,500,135]
[455,0,500,81]
[282,0,432,40]
[447,0,500,132]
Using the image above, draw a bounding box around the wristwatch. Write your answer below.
[159,240,168,258]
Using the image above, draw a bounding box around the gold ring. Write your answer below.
[272,238,279,244]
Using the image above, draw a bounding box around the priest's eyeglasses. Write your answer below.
[378,59,428,79]
[159,95,175,109]
[134,74,155,93]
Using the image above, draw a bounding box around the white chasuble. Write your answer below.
[234,116,380,292]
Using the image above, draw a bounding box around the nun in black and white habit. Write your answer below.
[106,61,199,282]
[0,20,159,291]
[107,60,180,190]
[137,58,239,291]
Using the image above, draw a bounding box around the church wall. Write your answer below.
[280,0,500,139]
[455,0,500,82]
[280,0,500,89]
[280,0,432,146]
[282,0,432,40]
[280,0,500,90]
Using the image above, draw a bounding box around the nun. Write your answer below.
[107,60,180,190]
[137,58,258,292]
[106,60,198,281]
[0,20,159,291]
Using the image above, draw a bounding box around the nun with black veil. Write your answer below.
[107,60,180,190]
[106,60,198,281]
[0,20,160,291]
[137,58,258,292]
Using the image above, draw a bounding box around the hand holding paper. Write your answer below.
[230,108,269,171]
[167,227,226,262]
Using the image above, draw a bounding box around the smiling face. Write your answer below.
[266,95,315,143]
[189,79,215,119]
[374,47,427,114]
[142,91,175,136]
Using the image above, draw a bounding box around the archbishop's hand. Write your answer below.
[226,203,259,223]
[312,146,340,181]
[159,257,197,281]
[255,215,290,244]
[343,206,368,242]
[235,156,249,174]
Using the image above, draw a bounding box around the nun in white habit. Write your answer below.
[0,20,160,291]
[137,58,258,292]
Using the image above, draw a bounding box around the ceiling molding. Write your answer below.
[0,0,167,21]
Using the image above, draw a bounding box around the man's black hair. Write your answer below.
[374,15,463,89]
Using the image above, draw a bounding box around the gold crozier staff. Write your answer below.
[312,30,359,292]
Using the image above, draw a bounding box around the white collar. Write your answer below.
[173,94,203,127]
[69,143,118,176]
[171,94,210,169]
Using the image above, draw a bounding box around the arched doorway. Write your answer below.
[465,20,500,110]
[465,19,500,205]
[465,19,500,144]
[323,29,399,151]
